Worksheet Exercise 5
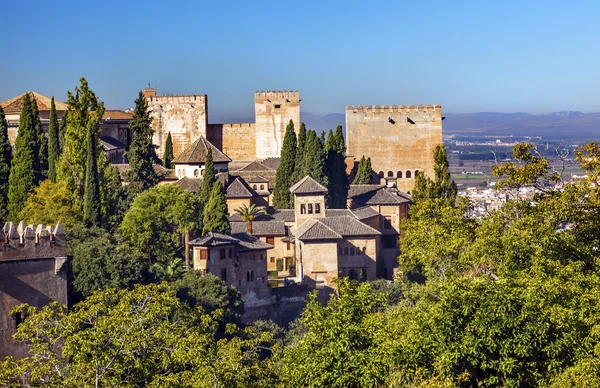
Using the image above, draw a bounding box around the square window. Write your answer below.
[315,203,321,214]
[274,104,281,109]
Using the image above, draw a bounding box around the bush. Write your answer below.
[276,258,284,272]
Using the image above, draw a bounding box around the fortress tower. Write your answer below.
[254,90,301,159]
[345,105,443,192]
[145,88,208,159]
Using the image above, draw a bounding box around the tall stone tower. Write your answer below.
[145,88,208,159]
[346,105,443,192]
[254,90,301,159]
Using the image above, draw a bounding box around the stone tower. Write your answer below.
[346,105,443,192]
[145,88,208,159]
[254,90,301,159]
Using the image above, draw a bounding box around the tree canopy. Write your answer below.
[273,120,297,209]
[0,106,11,223]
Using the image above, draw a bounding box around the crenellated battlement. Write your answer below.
[346,104,442,114]
[254,90,300,100]
[220,123,255,128]
[147,94,207,104]
[1,221,66,260]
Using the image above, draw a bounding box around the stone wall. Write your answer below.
[147,94,208,158]
[337,237,378,281]
[298,240,339,291]
[254,91,300,159]
[346,105,443,192]
[207,123,257,162]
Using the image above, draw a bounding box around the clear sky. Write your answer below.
[1,0,599,121]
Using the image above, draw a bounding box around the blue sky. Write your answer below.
[1,0,599,121]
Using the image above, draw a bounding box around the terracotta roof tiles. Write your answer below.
[173,136,231,164]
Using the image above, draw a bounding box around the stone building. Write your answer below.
[346,104,443,192]
[172,135,231,179]
[0,92,133,163]
[145,88,300,162]
[0,222,69,360]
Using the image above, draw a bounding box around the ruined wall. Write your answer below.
[207,123,256,162]
[147,94,208,159]
[346,105,442,192]
[254,91,301,159]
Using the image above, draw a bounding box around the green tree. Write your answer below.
[202,181,230,235]
[234,203,267,234]
[199,147,216,209]
[273,120,297,209]
[163,131,174,168]
[326,125,349,208]
[353,156,372,184]
[30,97,48,180]
[47,97,60,181]
[125,91,160,193]
[0,107,11,223]
[301,129,327,187]
[83,127,101,227]
[292,122,307,183]
[411,144,457,207]
[18,179,82,228]
[7,94,39,220]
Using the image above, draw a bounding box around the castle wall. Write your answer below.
[346,105,443,192]
[147,94,208,159]
[207,123,256,162]
[254,91,300,159]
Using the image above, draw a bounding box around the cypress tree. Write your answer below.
[83,127,101,227]
[411,144,457,206]
[302,129,327,188]
[7,94,39,220]
[319,131,326,147]
[292,122,307,184]
[273,120,297,209]
[30,98,48,181]
[126,91,160,191]
[199,147,216,208]
[326,126,349,208]
[47,97,60,181]
[0,107,12,223]
[163,132,174,169]
[58,114,67,152]
[202,181,230,235]
[353,156,373,184]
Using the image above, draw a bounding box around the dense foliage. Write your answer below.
[163,131,174,169]
[325,126,349,208]
[273,120,297,208]
[47,97,60,181]
[0,106,11,223]
[353,155,372,184]
[202,181,231,235]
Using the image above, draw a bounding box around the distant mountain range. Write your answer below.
[299,111,600,140]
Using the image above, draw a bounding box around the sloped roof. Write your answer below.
[294,219,342,241]
[226,177,256,198]
[232,232,274,252]
[0,92,68,113]
[289,176,328,194]
[173,136,231,164]
[236,161,273,172]
[175,177,203,193]
[231,221,286,236]
[261,157,280,170]
[349,185,412,206]
[325,209,356,218]
[321,216,381,237]
[348,185,385,198]
[190,232,239,247]
[248,175,270,183]
[100,136,127,151]
[103,110,133,120]
[351,206,381,220]
[229,209,294,223]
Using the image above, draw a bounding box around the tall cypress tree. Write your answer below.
[30,97,48,181]
[326,126,349,208]
[58,114,67,152]
[83,126,101,227]
[47,97,60,181]
[8,94,39,220]
[199,147,215,207]
[202,181,231,235]
[292,122,307,184]
[163,132,174,169]
[0,107,12,223]
[273,120,297,209]
[353,156,373,184]
[126,91,160,191]
[411,144,457,206]
[302,129,327,188]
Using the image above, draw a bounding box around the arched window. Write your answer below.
[315,203,321,214]
[406,170,412,178]
[251,270,254,282]
[387,171,393,177]
[362,247,366,254]
[194,169,199,177]
[247,271,251,282]
[350,247,355,256]
[301,204,306,214]
[253,185,257,189]
[415,170,419,176]
[338,248,342,255]
[378,171,384,178]
[308,204,313,214]
[397,171,403,178]
[200,169,204,176]
[260,184,264,190]
[343,247,349,255]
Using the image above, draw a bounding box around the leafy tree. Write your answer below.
[0,284,276,387]
[7,94,39,220]
[326,125,349,208]
[152,257,186,282]
[353,156,372,184]
[47,97,60,181]
[18,179,82,228]
[125,91,160,193]
[301,129,327,187]
[163,131,174,168]
[202,181,230,235]
[120,184,199,263]
[273,120,297,209]
[0,107,11,223]
[83,127,101,227]
[99,161,126,231]
[30,97,48,180]
[58,114,66,152]
[199,147,216,209]
[292,122,307,183]
[234,203,267,234]
[67,225,146,303]
[411,144,457,206]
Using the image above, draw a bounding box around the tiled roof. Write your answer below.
[103,110,133,120]
[294,219,342,241]
[349,185,412,206]
[289,176,328,194]
[100,136,127,151]
[175,177,203,193]
[231,221,286,236]
[226,177,255,198]
[173,136,232,164]
[325,209,356,218]
[113,164,173,180]
[229,209,295,223]
[321,216,381,237]
[236,161,273,172]
[351,206,381,220]
[232,233,274,252]
[248,175,270,183]
[0,92,68,113]
[348,185,385,198]
[261,157,280,170]
[190,232,239,247]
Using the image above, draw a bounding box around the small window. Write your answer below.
[343,247,349,255]
[247,271,251,282]
[308,204,313,214]
[220,249,226,259]
[274,104,281,109]
[362,247,366,254]
[350,247,355,256]
[261,253,264,260]
[397,171,403,178]
[338,248,342,255]
[270,257,275,263]
[221,268,227,281]
[251,270,255,282]
[406,170,412,178]
[194,169,199,177]
[238,280,241,286]
[360,268,367,281]
[267,237,275,245]
[301,204,306,214]
[260,184,265,190]
[200,169,204,176]
[228,248,233,258]
[378,171,384,178]
[253,184,257,189]
[384,216,393,230]
[387,171,393,178]
[315,203,321,214]
[13,313,23,330]
[415,170,419,176]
